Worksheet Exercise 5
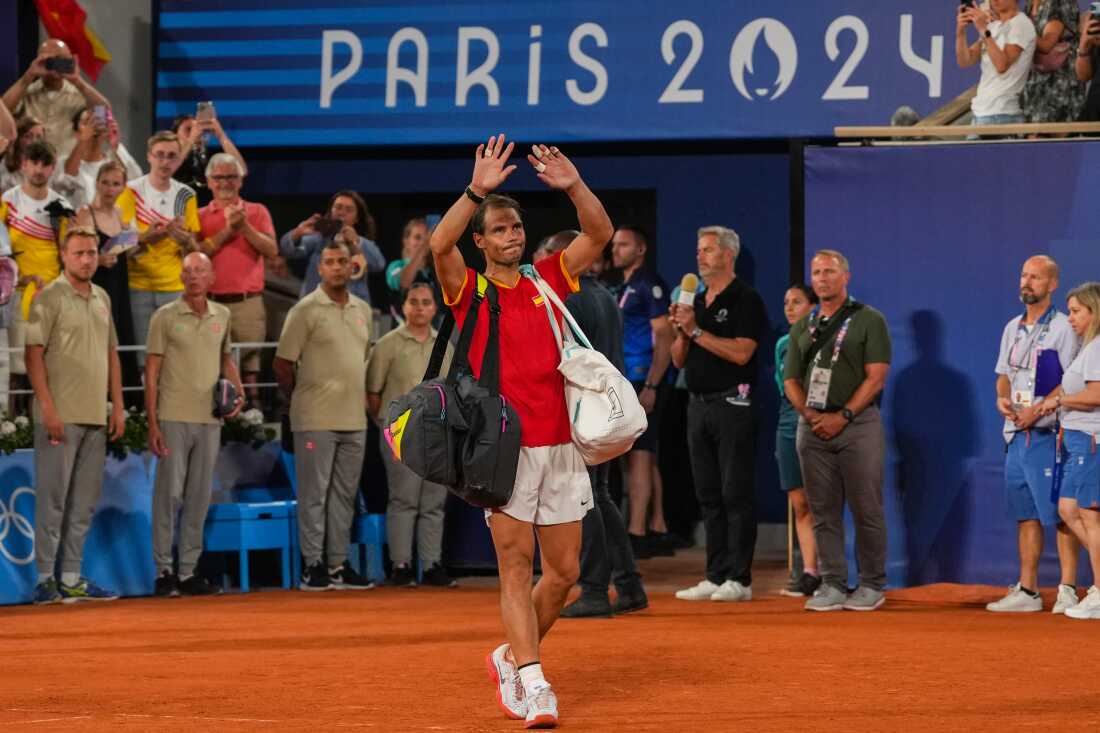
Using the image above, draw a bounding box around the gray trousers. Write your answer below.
[379,433,447,567]
[294,430,366,567]
[33,423,107,575]
[152,421,221,577]
[796,405,887,592]
[130,288,182,367]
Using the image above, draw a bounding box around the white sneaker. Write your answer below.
[525,683,559,729]
[1065,586,1100,620]
[985,583,1042,613]
[710,580,752,602]
[675,579,719,601]
[485,643,526,720]
[1052,584,1080,615]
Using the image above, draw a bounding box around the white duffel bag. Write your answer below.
[525,269,647,465]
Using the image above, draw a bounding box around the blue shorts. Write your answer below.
[1059,430,1100,510]
[1004,431,1059,525]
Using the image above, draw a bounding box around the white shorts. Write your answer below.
[485,443,592,526]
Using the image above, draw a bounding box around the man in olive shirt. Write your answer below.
[783,249,891,612]
[274,239,373,592]
[366,282,455,587]
[146,252,244,598]
[27,226,125,605]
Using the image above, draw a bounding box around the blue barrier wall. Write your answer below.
[805,140,1100,587]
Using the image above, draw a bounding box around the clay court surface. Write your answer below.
[3,551,1099,732]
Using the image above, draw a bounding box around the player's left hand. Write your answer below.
[528,145,580,191]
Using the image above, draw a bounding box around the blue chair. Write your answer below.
[203,501,296,592]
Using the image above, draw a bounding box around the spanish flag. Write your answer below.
[33,0,111,82]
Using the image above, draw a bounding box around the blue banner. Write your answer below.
[156,0,977,146]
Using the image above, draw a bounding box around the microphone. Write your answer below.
[677,273,698,307]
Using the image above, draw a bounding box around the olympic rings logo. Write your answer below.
[0,486,34,566]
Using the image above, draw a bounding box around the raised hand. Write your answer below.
[528,144,580,191]
[470,133,517,195]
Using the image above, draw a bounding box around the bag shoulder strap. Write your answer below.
[800,300,864,372]
[423,272,487,382]
[478,279,503,393]
[523,266,594,351]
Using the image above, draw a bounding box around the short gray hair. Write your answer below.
[813,249,850,272]
[204,152,245,179]
[697,226,740,259]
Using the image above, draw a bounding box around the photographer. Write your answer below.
[278,191,386,305]
[1077,7,1100,121]
[956,0,1037,127]
[171,107,248,205]
[2,39,112,159]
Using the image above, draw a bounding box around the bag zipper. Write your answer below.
[432,384,446,420]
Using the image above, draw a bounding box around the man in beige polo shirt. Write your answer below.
[146,252,244,598]
[367,282,455,588]
[26,226,125,605]
[274,239,373,592]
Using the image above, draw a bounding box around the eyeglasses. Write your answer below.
[151,152,179,161]
[209,174,240,182]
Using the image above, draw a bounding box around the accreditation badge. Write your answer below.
[806,366,832,410]
[1013,376,1035,409]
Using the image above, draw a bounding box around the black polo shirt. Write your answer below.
[683,276,767,394]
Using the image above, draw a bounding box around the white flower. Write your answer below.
[1,422,16,435]
[13,416,28,428]
[243,408,264,427]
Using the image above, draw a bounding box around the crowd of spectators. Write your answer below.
[957,0,1100,127]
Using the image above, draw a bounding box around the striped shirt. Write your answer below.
[117,175,199,292]
[0,186,68,317]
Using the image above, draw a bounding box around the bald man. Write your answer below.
[2,39,112,158]
[988,255,1082,614]
[146,252,243,597]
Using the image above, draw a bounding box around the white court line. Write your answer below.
[0,717,92,725]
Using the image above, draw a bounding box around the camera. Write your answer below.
[314,217,343,239]
[43,56,75,75]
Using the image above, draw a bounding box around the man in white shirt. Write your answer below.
[956,0,1037,126]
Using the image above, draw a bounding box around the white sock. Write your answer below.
[60,572,79,586]
[518,663,548,697]
[38,572,53,583]
[179,574,193,582]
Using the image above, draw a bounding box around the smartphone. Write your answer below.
[960,0,975,8]
[314,217,342,239]
[92,105,108,127]
[1091,1,1100,19]
[43,56,75,74]
[196,101,216,121]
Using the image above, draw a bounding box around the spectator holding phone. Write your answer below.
[62,108,142,209]
[2,39,112,160]
[956,0,1037,127]
[171,105,247,205]
[1076,5,1100,121]
[1021,0,1085,126]
[278,190,386,305]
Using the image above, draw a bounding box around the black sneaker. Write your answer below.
[779,573,822,598]
[390,564,417,587]
[330,562,374,590]
[421,563,457,587]
[646,531,676,557]
[611,589,649,615]
[154,571,179,598]
[179,574,221,596]
[629,533,653,560]
[560,594,614,618]
[299,561,333,591]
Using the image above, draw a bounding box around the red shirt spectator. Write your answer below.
[200,197,273,295]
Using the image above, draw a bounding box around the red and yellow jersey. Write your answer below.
[0,186,68,317]
[117,175,199,292]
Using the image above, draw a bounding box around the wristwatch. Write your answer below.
[841,408,855,422]
[689,327,703,340]
[643,382,658,391]
[464,185,485,204]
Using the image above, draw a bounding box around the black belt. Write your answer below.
[689,387,739,403]
[211,292,262,304]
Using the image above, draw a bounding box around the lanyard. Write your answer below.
[808,299,855,369]
[1007,306,1055,372]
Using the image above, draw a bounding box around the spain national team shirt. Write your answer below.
[0,186,69,317]
[614,268,670,382]
[117,175,200,292]
[445,251,579,448]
